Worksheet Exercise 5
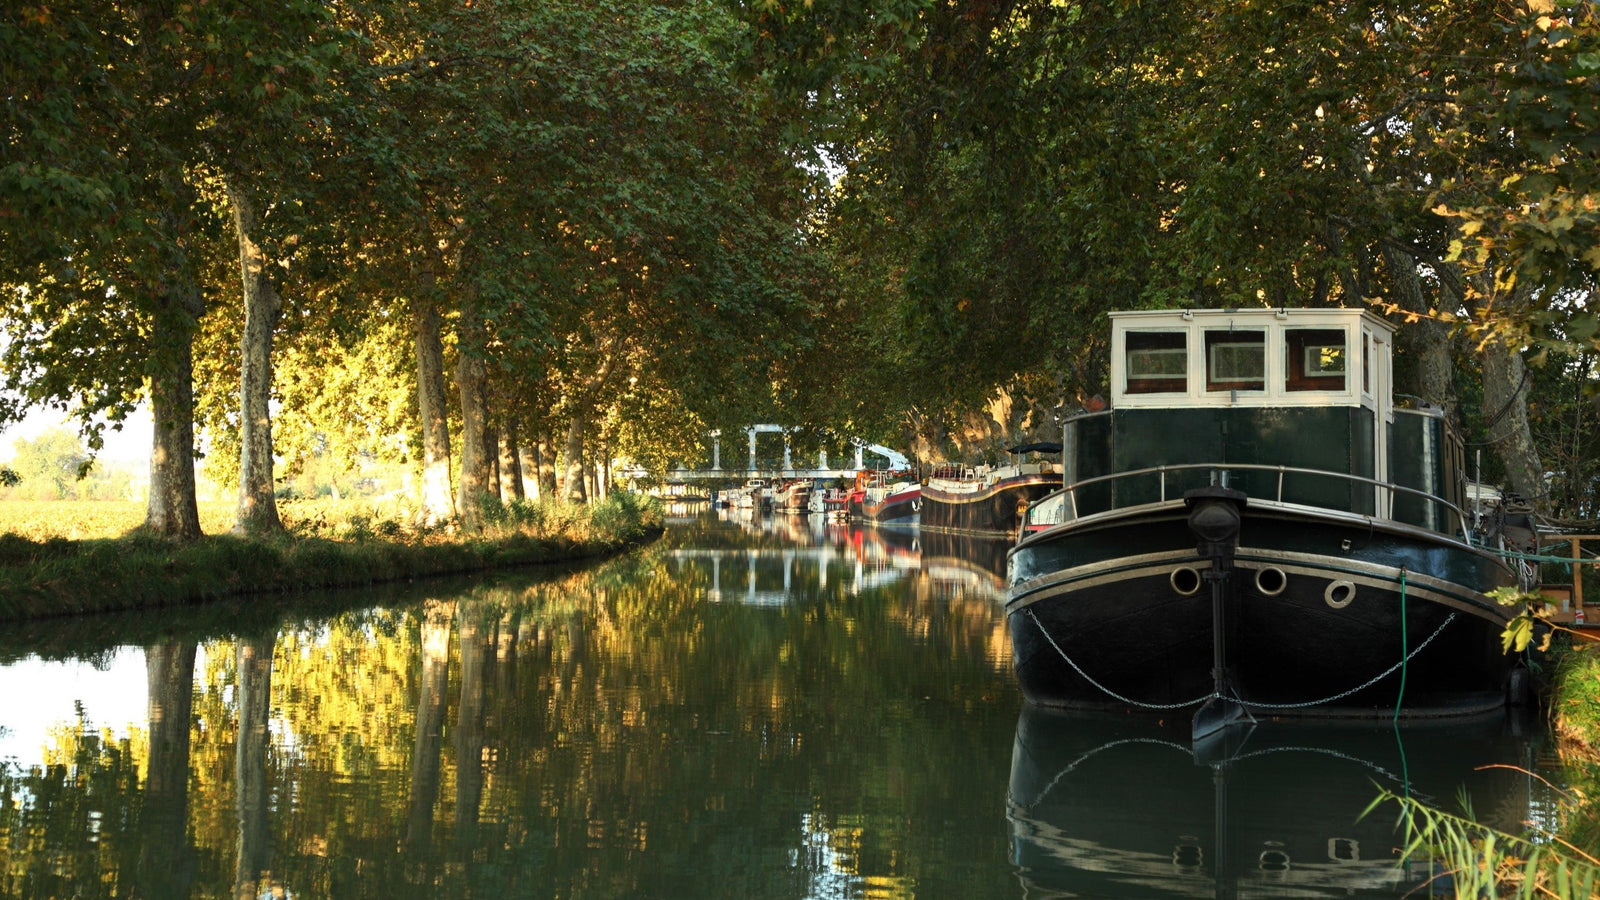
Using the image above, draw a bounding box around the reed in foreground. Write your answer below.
[0,493,664,621]
[1364,787,1600,899]
[1364,639,1600,900]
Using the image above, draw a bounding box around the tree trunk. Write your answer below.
[1480,336,1543,503]
[407,601,452,855]
[411,288,455,526]
[496,610,520,696]
[455,300,493,529]
[1383,244,1456,415]
[537,434,558,500]
[563,416,587,503]
[486,420,502,503]
[502,419,525,502]
[145,295,203,539]
[521,444,540,502]
[454,606,493,842]
[139,639,196,898]
[227,182,284,535]
[518,445,537,501]
[234,634,275,898]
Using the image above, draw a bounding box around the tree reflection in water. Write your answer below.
[0,516,1556,899]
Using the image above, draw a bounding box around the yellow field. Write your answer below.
[0,501,236,540]
[0,496,442,541]
[0,495,649,544]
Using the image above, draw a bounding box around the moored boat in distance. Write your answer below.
[922,444,1063,535]
[849,470,921,527]
[774,479,814,514]
[725,478,773,511]
[808,483,851,519]
[1007,308,1535,734]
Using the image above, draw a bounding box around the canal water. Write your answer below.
[0,511,1565,898]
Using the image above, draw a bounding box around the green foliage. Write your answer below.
[0,506,662,621]
[1489,585,1557,654]
[1365,787,1600,898]
[1432,1,1600,351]
[485,492,664,544]
[1552,647,1600,856]
[7,427,88,500]
[10,0,1600,524]
[1554,642,1600,744]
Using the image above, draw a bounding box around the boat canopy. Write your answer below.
[1109,308,1394,412]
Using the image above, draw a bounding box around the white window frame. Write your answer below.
[1111,309,1381,410]
[1205,332,1268,391]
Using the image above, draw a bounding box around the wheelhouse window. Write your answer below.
[1285,328,1347,392]
[1204,330,1265,392]
[1125,331,1188,394]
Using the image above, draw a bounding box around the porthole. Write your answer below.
[1324,580,1356,609]
[1255,567,1288,597]
[1170,567,1202,597]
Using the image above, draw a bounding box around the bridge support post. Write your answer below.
[748,428,757,470]
[712,434,721,470]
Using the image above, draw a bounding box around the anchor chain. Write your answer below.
[1024,607,1458,713]
[1024,608,1218,710]
[1236,613,1457,710]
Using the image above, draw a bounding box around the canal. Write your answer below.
[0,511,1565,898]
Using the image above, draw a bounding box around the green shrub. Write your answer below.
[1366,789,1600,899]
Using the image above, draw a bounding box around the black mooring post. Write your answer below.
[1186,486,1249,741]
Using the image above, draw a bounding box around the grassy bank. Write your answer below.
[0,493,664,621]
[1550,642,1600,858]
[1364,637,1600,897]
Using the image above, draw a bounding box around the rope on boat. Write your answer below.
[1023,608,1218,710]
[1231,613,1456,711]
[1024,606,1458,712]
[1490,546,1600,565]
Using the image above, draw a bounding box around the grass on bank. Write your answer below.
[1551,641,1600,861]
[0,493,664,621]
[1364,638,1600,898]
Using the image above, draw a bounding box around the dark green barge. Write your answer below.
[1007,308,1530,731]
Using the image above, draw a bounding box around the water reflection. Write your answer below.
[666,509,1011,605]
[0,515,1562,899]
[235,633,276,898]
[0,516,1022,898]
[142,640,198,898]
[1008,705,1550,898]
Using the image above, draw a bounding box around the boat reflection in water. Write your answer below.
[919,529,1010,601]
[667,517,1016,605]
[1007,705,1544,898]
[688,506,1016,602]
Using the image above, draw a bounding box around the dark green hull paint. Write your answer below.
[1006,504,1518,716]
[1063,407,1465,532]
[1070,407,1379,515]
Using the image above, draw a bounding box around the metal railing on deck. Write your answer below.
[1023,462,1469,541]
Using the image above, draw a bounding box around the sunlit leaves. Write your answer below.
[1430,1,1600,350]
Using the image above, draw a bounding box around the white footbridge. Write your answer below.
[621,425,910,480]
